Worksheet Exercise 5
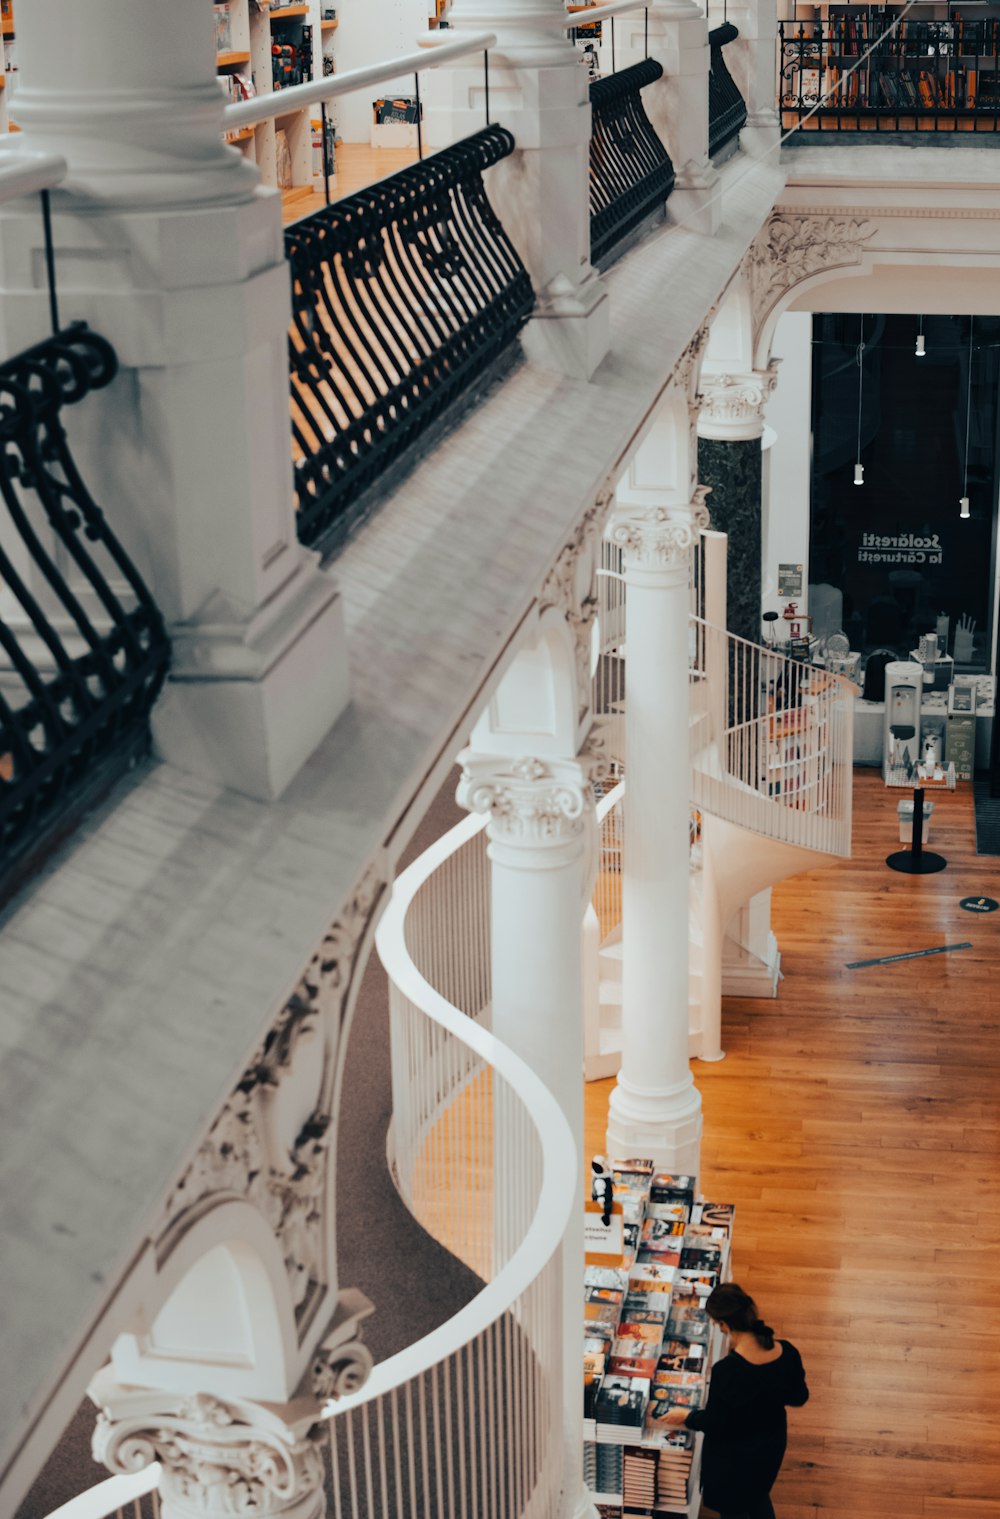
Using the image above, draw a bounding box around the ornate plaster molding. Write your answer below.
[608,488,712,576]
[743,213,874,352]
[672,323,711,407]
[538,486,615,720]
[92,1377,325,1519]
[458,753,594,847]
[697,368,778,440]
[161,864,386,1331]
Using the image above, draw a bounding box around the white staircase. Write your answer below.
[588,531,857,1072]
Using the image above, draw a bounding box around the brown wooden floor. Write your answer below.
[281,142,420,224]
[586,768,1000,1518]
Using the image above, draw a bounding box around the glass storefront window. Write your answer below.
[810,312,997,672]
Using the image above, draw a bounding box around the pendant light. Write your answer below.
[960,316,973,519]
[854,314,865,485]
[916,314,926,358]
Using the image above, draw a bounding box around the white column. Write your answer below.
[0,0,349,800]
[603,0,721,235]
[424,0,609,378]
[90,1367,326,1519]
[604,502,706,1175]
[458,751,598,1519]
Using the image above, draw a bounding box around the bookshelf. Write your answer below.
[583,1161,734,1518]
[216,0,339,189]
[780,3,1000,129]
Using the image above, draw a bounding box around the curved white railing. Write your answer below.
[593,780,625,944]
[318,815,575,1519]
[690,614,857,857]
[41,1466,160,1519]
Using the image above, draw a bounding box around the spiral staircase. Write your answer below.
[586,530,857,1075]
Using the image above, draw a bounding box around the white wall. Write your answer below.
[335,0,431,143]
[762,310,812,619]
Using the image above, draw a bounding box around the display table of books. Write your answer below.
[583,1159,734,1518]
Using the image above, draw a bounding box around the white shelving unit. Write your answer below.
[216,0,340,190]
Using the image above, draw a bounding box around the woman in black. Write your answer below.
[663,1282,809,1519]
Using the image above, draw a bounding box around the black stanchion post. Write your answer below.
[886,784,947,875]
[321,102,331,206]
[911,786,924,864]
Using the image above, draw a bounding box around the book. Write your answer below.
[650,1172,695,1203]
[692,1202,735,1231]
[657,1339,706,1374]
[596,1375,651,1427]
[608,1353,659,1379]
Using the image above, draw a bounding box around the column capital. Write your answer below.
[696,368,779,441]
[608,489,711,582]
[91,1371,326,1519]
[458,752,594,851]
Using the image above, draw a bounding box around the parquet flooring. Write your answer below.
[281,142,420,224]
[586,769,1000,1518]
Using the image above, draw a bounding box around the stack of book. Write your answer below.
[623,1446,658,1512]
[654,1432,696,1510]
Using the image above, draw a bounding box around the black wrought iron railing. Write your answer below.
[0,325,170,890]
[285,126,534,551]
[779,17,1000,133]
[708,22,747,156]
[589,58,675,266]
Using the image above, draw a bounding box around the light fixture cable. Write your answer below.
[961,316,974,518]
[854,314,865,486]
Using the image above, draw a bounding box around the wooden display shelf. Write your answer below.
[225,125,257,143]
[269,4,309,18]
[216,49,252,69]
[321,18,339,30]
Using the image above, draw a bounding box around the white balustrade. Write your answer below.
[323,814,578,1519]
[690,614,856,857]
[40,1466,160,1519]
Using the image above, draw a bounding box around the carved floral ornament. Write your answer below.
[697,368,778,438]
[672,322,711,408]
[92,1381,326,1519]
[608,488,712,574]
[743,213,875,353]
[458,753,595,845]
[538,486,615,719]
[160,864,386,1329]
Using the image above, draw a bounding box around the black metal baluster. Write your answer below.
[414,71,423,160]
[321,102,332,205]
[283,128,532,549]
[39,191,59,337]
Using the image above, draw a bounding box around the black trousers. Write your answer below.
[717,1498,776,1519]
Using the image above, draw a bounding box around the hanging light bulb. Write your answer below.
[854,314,865,486]
[916,314,926,357]
[960,316,974,519]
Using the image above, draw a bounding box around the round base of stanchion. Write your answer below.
[886,850,948,874]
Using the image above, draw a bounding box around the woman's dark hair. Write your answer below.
[704,1283,775,1350]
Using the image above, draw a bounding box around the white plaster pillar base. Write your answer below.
[90,1367,326,1519]
[604,499,706,1175]
[2,0,350,798]
[458,749,597,1519]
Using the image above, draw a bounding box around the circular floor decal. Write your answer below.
[960,896,999,913]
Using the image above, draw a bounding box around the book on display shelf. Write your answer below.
[650,1173,696,1204]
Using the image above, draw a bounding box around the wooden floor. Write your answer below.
[281,142,420,224]
[586,769,1000,1518]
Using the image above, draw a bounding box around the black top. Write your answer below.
[684,1340,809,1510]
